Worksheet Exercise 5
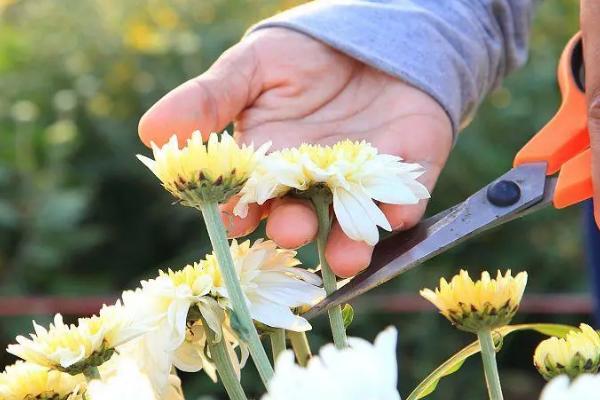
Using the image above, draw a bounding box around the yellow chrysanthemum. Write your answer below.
[7,303,153,374]
[0,361,84,400]
[235,140,429,245]
[137,131,269,205]
[534,324,600,380]
[420,270,528,332]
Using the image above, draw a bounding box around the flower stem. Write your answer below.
[477,329,504,400]
[270,329,286,362]
[82,366,101,382]
[312,194,348,349]
[199,201,274,385]
[288,331,312,367]
[205,324,248,400]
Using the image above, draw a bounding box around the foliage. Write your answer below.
[0,0,586,399]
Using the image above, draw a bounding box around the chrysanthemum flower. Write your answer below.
[540,374,600,400]
[234,140,429,245]
[137,131,269,205]
[0,361,84,400]
[534,324,600,380]
[7,302,153,374]
[119,266,243,393]
[208,239,326,332]
[420,269,528,332]
[263,327,400,400]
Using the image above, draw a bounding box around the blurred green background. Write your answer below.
[0,0,588,399]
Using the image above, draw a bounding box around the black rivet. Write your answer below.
[487,180,521,207]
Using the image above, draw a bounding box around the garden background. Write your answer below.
[0,0,587,399]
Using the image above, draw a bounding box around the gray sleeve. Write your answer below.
[248,0,534,135]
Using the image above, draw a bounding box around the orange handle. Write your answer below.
[514,32,588,174]
[554,149,593,208]
[513,32,592,208]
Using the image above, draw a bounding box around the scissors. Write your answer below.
[304,31,593,320]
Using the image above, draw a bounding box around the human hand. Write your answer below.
[138,28,452,277]
[582,1,600,228]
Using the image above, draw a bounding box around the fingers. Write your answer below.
[266,198,318,249]
[582,0,600,228]
[323,201,429,278]
[219,196,264,238]
[325,221,374,278]
[138,42,262,147]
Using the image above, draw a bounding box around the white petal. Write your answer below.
[363,175,422,204]
[333,187,386,246]
[248,297,312,332]
[172,341,206,374]
[137,155,159,177]
[253,272,325,307]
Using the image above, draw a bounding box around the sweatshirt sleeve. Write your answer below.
[248,0,535,135]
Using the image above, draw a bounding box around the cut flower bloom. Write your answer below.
[137,131,269,205]
[263,327,400,400]
[420,269,527,332]
[234,140,429,245]
[534,324,600,380]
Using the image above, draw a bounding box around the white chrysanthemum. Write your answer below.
[235,140,429,245]
[207,239,326,332]
[137,131,269,204]
[119,266,243,394]
[263,327,400,400]
[88,356,157,400]
[540,374,600,400]
[0,361,84,400]
[7,302,154,373]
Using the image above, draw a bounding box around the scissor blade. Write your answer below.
[304,163,553,320]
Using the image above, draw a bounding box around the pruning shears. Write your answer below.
[304,32,593,320]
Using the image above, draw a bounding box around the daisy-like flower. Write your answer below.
[420,269,528,333]
[234,140,429,245]
[0,361,84,400]
[263,327,400,400]
[119,265,243,393]
[207,239,326,332]
[7,302,154,375]
[540,374,600,400]
[137,131,269,205]
[534,324,600,380]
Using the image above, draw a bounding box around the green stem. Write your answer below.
[312,194,348,349]
[205,324,248,400]
[270,329,286,362]
[200,202,274,385]
[82,366,101,382]
[288,331,312,367]
[477,329,504,400]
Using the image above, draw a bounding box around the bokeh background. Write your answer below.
[0,0,588,399]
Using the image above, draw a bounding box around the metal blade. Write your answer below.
[304,163,554,320]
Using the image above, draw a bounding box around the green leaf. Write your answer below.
[406,323,576,400]
[342,304,354,329]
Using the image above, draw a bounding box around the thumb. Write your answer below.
[582,0,600,227]
[138,42,262,147]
